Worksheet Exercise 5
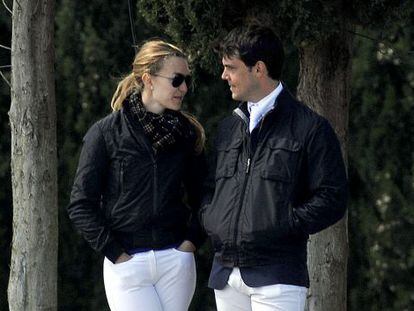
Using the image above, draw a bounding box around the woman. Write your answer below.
[67,40,206,311]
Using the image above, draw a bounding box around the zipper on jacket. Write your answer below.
[152,151,158,244]
[232,133,252,265]
[233,106,274,265]
[231,109,269,265]
[245,158,251,174]
[120,161,125,194]
[256,111,270,143]
[123,111,160,246]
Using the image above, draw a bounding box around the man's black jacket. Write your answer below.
[68,104,206,263]
[201,88,348,268]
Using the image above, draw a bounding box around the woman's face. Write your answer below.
[144,56,191,113]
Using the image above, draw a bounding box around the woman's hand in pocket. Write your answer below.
[115,252,132,264]
[177,240,196,253]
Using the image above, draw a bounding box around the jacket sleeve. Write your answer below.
[200,146,217,208]
[290,118,348,235]
[198,120,232,228]
[67,123,124,263]
[182,150,208,249]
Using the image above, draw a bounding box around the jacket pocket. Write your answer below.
[215,138,242,180]
[260,138,301,182]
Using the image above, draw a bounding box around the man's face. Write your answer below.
[221,56,260,102]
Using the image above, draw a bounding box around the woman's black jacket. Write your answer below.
[67,106,206,263]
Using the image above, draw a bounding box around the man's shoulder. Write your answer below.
[274,91,331,141]
[213,113,244,146]
[283,96,326,128]
[286,99,339,148]
[216,112,243,132]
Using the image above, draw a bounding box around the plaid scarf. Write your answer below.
[126,92,195,152]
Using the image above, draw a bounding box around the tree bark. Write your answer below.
[8,0,57,310]
[297,28,353,311]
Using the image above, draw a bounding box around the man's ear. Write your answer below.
[254,61,268,78]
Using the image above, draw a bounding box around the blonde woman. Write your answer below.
[68,40,206,311]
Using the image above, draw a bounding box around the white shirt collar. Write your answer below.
[247,82,283,118]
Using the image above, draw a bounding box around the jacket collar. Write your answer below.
[232,82,296,127]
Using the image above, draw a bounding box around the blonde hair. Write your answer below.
[182,112,206,155]
[111,40,186,111]
[111,39,205,153]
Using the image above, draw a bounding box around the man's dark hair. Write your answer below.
[218,25,284,80]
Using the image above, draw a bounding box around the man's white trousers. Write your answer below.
[214,267,307,311]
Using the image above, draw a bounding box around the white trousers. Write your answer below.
[214,268,307,311]
[103,248,196,311]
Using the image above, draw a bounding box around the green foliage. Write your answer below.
[350,0,407,29]
[138,0,225,73]
[348,9,414,309]
[138,0,406,73]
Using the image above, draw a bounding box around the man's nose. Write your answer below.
[221,70,228,80]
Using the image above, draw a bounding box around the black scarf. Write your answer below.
[126,92,196,152]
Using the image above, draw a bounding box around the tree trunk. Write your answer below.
[297,28,353,311]
[8,1,57,310]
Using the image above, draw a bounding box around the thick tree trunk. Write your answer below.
[297,28,353,311]
[8,1,57,310]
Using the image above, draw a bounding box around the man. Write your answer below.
[200,25,348,310]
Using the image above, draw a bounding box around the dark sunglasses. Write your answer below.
[153,73,192,88]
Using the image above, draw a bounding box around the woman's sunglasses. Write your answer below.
[152,73,192,88]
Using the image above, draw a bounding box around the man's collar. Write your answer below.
[247,82,283,112]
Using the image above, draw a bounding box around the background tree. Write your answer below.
[7,0,58,310]
[0,2,12,308]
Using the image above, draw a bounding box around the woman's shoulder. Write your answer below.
[93,110,123,132]
[81,110,123,143]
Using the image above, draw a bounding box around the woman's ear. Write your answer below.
[141,72,153,90]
